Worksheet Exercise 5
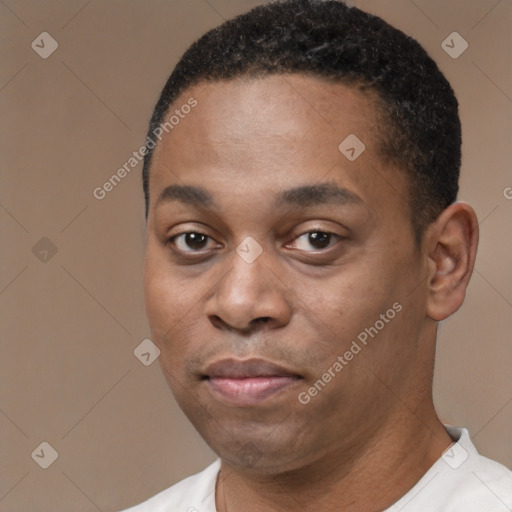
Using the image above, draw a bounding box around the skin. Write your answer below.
[143,74,479,511]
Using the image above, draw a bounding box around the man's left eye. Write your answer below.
[290,231,341,251]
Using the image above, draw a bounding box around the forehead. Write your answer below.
[156,74,381,158]
[148,74,408,219]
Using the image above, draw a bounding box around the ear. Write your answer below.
[424,202,479,321]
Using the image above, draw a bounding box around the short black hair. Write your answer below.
[142,0,461,241]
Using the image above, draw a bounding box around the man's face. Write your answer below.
[144,74,431,472]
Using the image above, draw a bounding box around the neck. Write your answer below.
[216,406,452,512]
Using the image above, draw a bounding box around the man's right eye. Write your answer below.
[168,232,216,252]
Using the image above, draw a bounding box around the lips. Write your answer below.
[203,358,302,406]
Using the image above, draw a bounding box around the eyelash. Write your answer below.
[166,229,343,255]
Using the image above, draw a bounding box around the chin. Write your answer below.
[197,417,315,473]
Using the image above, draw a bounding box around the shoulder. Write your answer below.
[120,459,221,512]
[387,426,512,512]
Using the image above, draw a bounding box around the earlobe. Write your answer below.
[425,202,479,321]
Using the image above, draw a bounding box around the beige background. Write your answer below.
[1,0,510,510]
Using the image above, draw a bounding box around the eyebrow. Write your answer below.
[156,184,216,208]
[274,182,362,208]
[155,182,362,210]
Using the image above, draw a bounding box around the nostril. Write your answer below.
[208,314,274,332]
[209,315,224,329]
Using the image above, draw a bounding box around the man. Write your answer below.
[123,0,512,510]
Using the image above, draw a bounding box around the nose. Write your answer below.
[205,245,293,333]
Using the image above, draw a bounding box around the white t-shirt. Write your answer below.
[121,426,512,512]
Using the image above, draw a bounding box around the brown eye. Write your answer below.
[292,231,340,251]
[170,232,212,252]
[308,232,331,249]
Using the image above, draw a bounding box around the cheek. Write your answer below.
[301,251,416,371]
[313,263,392,330]
[321,256,424,375]
[143,263,197,390]
[144,258,170,333]
[143,246,193,346]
